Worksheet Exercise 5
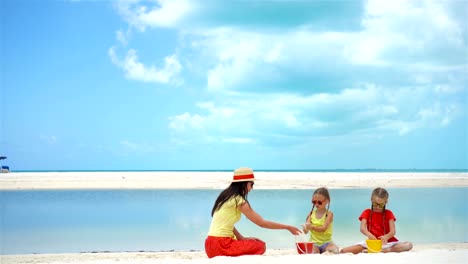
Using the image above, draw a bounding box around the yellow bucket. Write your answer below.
[366,239,382,253]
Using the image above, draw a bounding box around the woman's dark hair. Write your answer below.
[211,181,251,216]
[305,187,331,220]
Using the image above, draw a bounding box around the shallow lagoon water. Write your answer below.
[1,188,467,254]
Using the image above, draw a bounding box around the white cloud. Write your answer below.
[434,84,464,94]
[113,0,466,146]
[204,33,270,91]
[348,0,466,66]
[109,47,181,84]
[195,1,465,92]
[168,112,205,132]
[198,29,358,92]
[116,0,194,31]
[138,0,193,28]
[168,83,463,144]
[116,30,129,46]
[418,103,460,127]
[113,0,466,91]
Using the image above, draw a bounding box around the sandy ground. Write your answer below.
[2,243,468,264]
[0,171,467,190]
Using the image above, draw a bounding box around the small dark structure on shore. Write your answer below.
[0,156,10,173]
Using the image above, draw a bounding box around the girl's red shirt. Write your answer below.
[359,209,398,242]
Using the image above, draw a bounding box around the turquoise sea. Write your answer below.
[12,169,468,172]
[1,185,467,254]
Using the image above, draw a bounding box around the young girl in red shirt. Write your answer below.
[340,187,413,254]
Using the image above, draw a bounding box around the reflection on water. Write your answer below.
[1,188,467,254]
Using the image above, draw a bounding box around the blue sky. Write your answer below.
[1,0,467,171]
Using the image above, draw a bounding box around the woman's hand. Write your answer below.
[233,227,244,240]
[287,225,302,235]
[367,234,378,240]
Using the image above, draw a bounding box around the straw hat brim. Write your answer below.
[231,178,256,182]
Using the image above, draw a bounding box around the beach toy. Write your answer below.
[366,239,382,253]
[295,233,314,254]
[296,242,314,254]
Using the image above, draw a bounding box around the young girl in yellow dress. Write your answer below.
[302,187,339,254]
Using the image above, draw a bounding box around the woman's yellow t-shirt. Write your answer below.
[309,209,333,246]
[208,195,245,239]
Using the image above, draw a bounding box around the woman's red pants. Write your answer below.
[205,236,266,258]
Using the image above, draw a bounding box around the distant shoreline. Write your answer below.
[10,169,468,173]
[1,171,467,190]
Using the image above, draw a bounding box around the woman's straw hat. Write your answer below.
[232,167,255,182]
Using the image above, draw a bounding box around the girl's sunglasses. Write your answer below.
[372,202,385,209]
[312,200,324,205]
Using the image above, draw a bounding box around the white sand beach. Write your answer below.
[2,243,468,264]
[2,172,467,263]
[0,171,467,190]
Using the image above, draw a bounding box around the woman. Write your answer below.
[205,167,301,258]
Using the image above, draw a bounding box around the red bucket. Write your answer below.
[296,242,314,254]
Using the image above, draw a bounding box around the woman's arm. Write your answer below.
[233,227,245,240]
[239,202,300,235]
[359,219,377,240]
[306,212,334,233]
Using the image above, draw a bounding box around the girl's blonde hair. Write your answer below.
[368,187,389,234]
[371,187,389,201]
[305,187,331,220]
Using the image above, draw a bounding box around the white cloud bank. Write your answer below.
[168,84,463,144]
[112,0,467,146]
